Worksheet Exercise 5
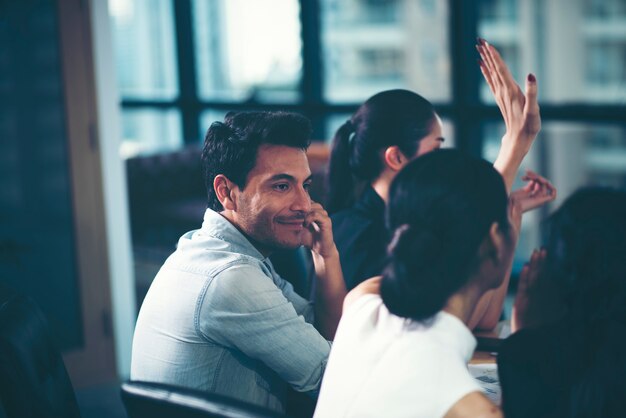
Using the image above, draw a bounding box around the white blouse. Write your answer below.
[314,294,481,418]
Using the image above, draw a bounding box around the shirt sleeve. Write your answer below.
[196,262,331,393]
[267,262,315,324]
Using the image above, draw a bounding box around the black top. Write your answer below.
[331,187,388,290]
[498,319,626,418]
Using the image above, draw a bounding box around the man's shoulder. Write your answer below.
[205,258,276,296]
[167,231,266,276]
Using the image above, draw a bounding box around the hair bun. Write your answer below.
[388,222,441,259]
[382,222,447,321]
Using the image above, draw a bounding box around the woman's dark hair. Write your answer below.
[325,89,436,214]
[541,187,626,417]
[544,187,626,324]
[380,149,509,322]
[202,111,311,211]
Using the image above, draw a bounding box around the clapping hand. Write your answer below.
[511,249,546,333]
[510,170,557,213]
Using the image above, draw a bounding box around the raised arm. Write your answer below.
[301,201,347,340]
[470,173,556,330]
[477,38,541,193]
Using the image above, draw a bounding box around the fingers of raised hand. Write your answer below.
[478,59,496,94]
[477,40,502,89]
[476,40,499,82]
[521,171,556,199]
[487,42,516,88]
[478,39,516,90]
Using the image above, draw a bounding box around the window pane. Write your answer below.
[321,0,450,103]
[325,113,352,143]
[109,0,178,99]
[543,122,626,197]
[199,110,229,142]
[483,122,626,266]
[193,0,302,102]
[479,0,626,103]
[120,110,182,158]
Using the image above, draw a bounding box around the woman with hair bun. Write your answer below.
[327,39,555,329]
[315,149,528,418]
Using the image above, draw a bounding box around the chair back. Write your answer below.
[121,380,289,418]
[0,284,81,418]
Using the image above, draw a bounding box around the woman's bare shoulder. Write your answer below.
[343,276,383,311]
[444,392,502,418]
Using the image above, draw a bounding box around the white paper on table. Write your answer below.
[468,363,501,406]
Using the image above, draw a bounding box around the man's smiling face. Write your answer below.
[231,144,313,255]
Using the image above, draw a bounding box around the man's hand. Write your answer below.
[301,201,337,259]
[301,201,346,340]
[510,170,557,213]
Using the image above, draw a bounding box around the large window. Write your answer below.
[109,0,626,267]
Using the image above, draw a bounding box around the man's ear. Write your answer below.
[214,174,238,211]
[383,146,407,172]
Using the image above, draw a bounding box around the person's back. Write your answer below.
[499,319,626,418]
[314,294,482,417]
[316,150,516,418]
[499,187,626,418]
[131,210,326,411]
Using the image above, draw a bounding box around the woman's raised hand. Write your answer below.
[477,38,540,156]
[510,170,557,213]
[478,38,541,192]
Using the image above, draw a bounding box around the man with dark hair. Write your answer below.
[131,111,346,413]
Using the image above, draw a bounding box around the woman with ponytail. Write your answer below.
[315,149,523,418]
[498,187,626,418]
[327,39,549,309]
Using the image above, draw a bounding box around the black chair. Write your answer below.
[0,284,81,418]
[121,380,290,418]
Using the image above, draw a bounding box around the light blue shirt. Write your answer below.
[131,209,331,413]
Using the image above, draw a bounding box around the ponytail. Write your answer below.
[326,120,363,214]
[325,90,437,214]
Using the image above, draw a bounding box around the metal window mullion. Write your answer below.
[299,0,325,139]
[172,0,200,144]
[449,0,482,156]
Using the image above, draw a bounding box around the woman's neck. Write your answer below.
[443,283,485,326]
[371,171,396,203]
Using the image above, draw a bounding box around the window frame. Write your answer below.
[118,0,626,151]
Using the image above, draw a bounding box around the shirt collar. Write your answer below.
[199,209,267,261]
[354,186,385,216]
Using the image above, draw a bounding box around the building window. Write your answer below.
[109,0,626,268]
